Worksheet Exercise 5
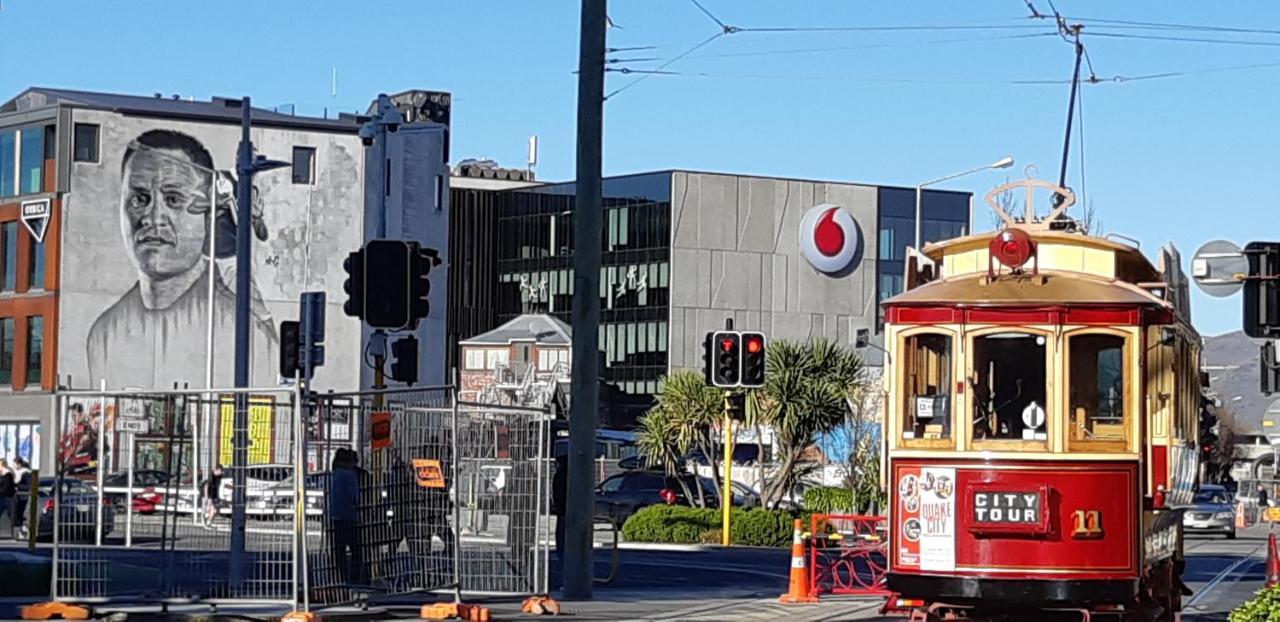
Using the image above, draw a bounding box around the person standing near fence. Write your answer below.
[0,460,15,537]
[330,448,362,586]
[11,458,30,536]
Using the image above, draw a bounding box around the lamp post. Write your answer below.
[914,156,1014,249]
[228,97,291,587]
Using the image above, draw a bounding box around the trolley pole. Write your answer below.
[721,391,734,547]
[564,0,606,600]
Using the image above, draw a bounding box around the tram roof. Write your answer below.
[883,270,1168,308]
[921,231,1161,281]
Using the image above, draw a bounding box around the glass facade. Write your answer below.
[876,187,970,306]
[0,125,49,198]
[493,173,673,426]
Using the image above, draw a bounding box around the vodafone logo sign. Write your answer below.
[799,204,860,274]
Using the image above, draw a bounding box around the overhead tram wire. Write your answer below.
[606,0,740,100]
[1061,16,1280,37]
[688,31,1060,61]
[1083,31,1280,48]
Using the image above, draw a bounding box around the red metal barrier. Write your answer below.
[808,514,889,597]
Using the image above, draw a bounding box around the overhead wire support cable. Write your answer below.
[1083,31,1280,48]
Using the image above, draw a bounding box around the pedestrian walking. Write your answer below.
[0,459,16,538]
[1260,484,1271,509]
[329,448,361,586]
[11,458,30,536]
[202,465,224,522]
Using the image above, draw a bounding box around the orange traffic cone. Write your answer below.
[1267,533,1280,588]
[1237,502,1247,530]
[779,518,817,604]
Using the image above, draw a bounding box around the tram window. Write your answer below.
[971,332,1048,442]
[1069,334,1127,445]
[902,333,952,440]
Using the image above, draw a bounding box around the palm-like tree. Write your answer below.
[636,370,724,506]
[755,338,866,508]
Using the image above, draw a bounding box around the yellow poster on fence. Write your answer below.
[218,396,276,466]
[1266,507,1280,523]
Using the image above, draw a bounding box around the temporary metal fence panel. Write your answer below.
[807,514,889,597]
[50,387,304,608]
[305,389,552,605]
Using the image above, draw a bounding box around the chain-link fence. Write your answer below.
[43,385,554,614]
[306,389,553,605]
[50,387,306,608]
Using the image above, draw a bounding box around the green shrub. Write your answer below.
[621,505,800,547]
[731,508,796,548]
[621,505,719,544]
[803,486,855,514]
[1231,585,1280,622]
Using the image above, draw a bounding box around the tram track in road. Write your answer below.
[1181,534,1268,620]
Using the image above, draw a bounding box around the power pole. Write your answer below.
[564,0,606,600]
[229,97,253,585]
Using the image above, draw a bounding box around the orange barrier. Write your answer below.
[421,602,491,622]
[19,603,91,621]
[779,518,818,604]
[521,595,563,615]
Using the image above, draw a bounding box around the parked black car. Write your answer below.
[595,471,752,525]
[16,477,115,542]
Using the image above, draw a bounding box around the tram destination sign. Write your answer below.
[970,487,1049,534]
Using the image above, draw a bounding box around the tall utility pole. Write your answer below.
[565,0,606,600]
[229,97,254,584]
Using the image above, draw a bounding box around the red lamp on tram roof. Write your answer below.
[989,228,1036,273]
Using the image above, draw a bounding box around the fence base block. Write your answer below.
[521,595,562,615]
[421,602,491,622]
[281,611,319,622]
[20,602,92,621]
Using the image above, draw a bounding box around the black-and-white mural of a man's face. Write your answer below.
[87,129,277,390]
[120,131,213,282]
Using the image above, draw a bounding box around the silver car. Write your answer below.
[1183,484,1236,539]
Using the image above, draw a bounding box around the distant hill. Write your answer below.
[1204,330,1270,432]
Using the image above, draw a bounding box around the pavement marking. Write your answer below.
[1185,542,1264,610]
[648,596,884,621]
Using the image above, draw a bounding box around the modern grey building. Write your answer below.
[446,169,970,427]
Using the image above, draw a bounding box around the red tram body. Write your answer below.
[881,181,1199,620]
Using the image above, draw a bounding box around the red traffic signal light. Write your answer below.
[720,337,736,352]
[745,335,763,354]
[740,331,766,388]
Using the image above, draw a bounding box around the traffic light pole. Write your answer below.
[230,97,254,587]
[564,0,606,600]
[722,390,735,547]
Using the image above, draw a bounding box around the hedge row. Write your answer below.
[802,487,855,514]
[1231,585,1280,622]
[620,505,801,547]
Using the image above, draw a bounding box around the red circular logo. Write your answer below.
[799,204,860,273]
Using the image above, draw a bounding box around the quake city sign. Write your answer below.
[799,204,860,274]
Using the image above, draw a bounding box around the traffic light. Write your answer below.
[364,240,412,330]
[279,320,300,379]
[710,331,740,388]
[1244,242,1280,338]
[740,331,766,388]
[410,244,442,324]
[701,332,713,384]
[342,249,365,318]
[390,335,419,385]
[727,392,747,421]
[1264,340,1280,395]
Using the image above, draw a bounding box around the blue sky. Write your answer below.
[2,1,1276,336]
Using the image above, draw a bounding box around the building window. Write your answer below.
[484,348,509,370]
[26,316,42,386]
[464,349,484,370]
[292,146,316,184]
[0,318,13,385]
[28,234,44,291]
[19,128,44,195]
[539,348,568,370]
[74,123,100,163]
[0,130,14,197]
[1,222,16,292]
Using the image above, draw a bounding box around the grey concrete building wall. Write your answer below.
[59,108,365,391]
[668,171,879,371]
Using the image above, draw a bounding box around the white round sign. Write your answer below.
[799,204,860,274]
[1022,402,1046,430]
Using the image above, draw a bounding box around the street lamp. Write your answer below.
[914,156,1014,249]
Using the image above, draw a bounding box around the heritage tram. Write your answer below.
[881,178,1201,621]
